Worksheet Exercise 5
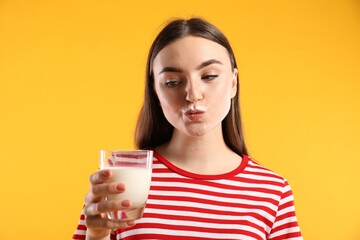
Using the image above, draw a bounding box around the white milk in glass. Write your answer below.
[104,166,152,220]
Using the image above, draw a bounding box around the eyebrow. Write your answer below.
[196,59,223,70]
[158,66,182,75]
[158,59,223,75]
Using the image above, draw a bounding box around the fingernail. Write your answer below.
[121,199,131,207]
[102,170,111,177]
[116,183,125,191]
[127,221,136,226]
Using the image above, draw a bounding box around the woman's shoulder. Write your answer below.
[243,155,288,186]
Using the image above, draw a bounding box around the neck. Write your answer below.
[170,129,226,159]
[156,127,242,174]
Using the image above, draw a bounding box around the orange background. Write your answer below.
[1,0,359,239]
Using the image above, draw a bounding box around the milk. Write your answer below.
[104,167,152,207]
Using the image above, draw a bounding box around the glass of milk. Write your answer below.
[100,150,153,221]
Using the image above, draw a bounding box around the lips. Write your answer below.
[184,109,205,121]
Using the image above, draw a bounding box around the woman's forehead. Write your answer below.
[153,36,231,70]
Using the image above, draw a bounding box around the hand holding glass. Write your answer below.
[100,150,153,221]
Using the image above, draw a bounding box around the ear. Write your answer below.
[230,68,238,98]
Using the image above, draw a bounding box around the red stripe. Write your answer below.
[145,202,275,223]
[278,200,294,212]
[243,169,284,180]
[121,234,237,240]
[151,184,282,201]
[142,212,270,231]
[233,176,284,186]
[126,222,263,238]
[280,189,293,199]
[276,211,296,222]
[110,232,118,240]
[72,234,86,240]
[269,231,302,240]
[146,200,275,216]
[272,220,299,233]
[153,159,279,181]
[247,161,274,171]
[77,224,87,230]
[149,192,276,209]
[153,159,282,179]
[151,177,283,195]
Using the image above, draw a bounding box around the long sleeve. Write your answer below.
[73,208,87,240]
[72,207,118,240]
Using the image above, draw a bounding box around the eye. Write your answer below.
[165,79,181,88]
[202,74,218,81]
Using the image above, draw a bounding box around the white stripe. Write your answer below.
[151,177,283,194]
[137,217,266,238]
[277,205,295,218]
[151,180,281,200]
[144,204,273,231]
[245,161,279,171]
[245,167,279,175]
[153,164,285,184]
[149,189,279,211]
[211,179,283,191]
[74,229,86,235]
[283,183,292,192]
[271,216,299,229]
[147,198,275,222]
[269,226,301,238]
[121,227,260,240]
[247,163,283,175]
[240,173,284,183]
[144,206,274,227]
[152,172,186,178]
[280,194,294,205]
[287,236,303,240]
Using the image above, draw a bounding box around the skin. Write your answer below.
[84,169,135,240]
[84,36,242,239]
[153,36,242,174]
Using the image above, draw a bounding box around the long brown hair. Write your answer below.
[135,18,248,156]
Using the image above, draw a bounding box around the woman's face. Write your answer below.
[152,36,238,137]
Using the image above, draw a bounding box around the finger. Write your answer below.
[85,182,125,203]
[92,182,125,198]
[96,199,131,213]
[84,200,131,216]
[84,202,100,216]
[85,215,136,230]
[89,169,112,185]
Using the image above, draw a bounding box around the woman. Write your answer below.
[73,18,302,240]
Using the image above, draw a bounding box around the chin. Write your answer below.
[184,126,211,137]
[173,122,219,138]
[187,131,207,137]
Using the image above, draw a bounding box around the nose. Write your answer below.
[185,79,203,103]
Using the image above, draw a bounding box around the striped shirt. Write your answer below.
[73,152,302,240]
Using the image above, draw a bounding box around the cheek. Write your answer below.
[213,81,233,100]
[210,82,233,111]
[157,91,172,106]
[156,88,183,112]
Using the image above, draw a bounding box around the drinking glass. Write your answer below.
[100,150,153,220]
